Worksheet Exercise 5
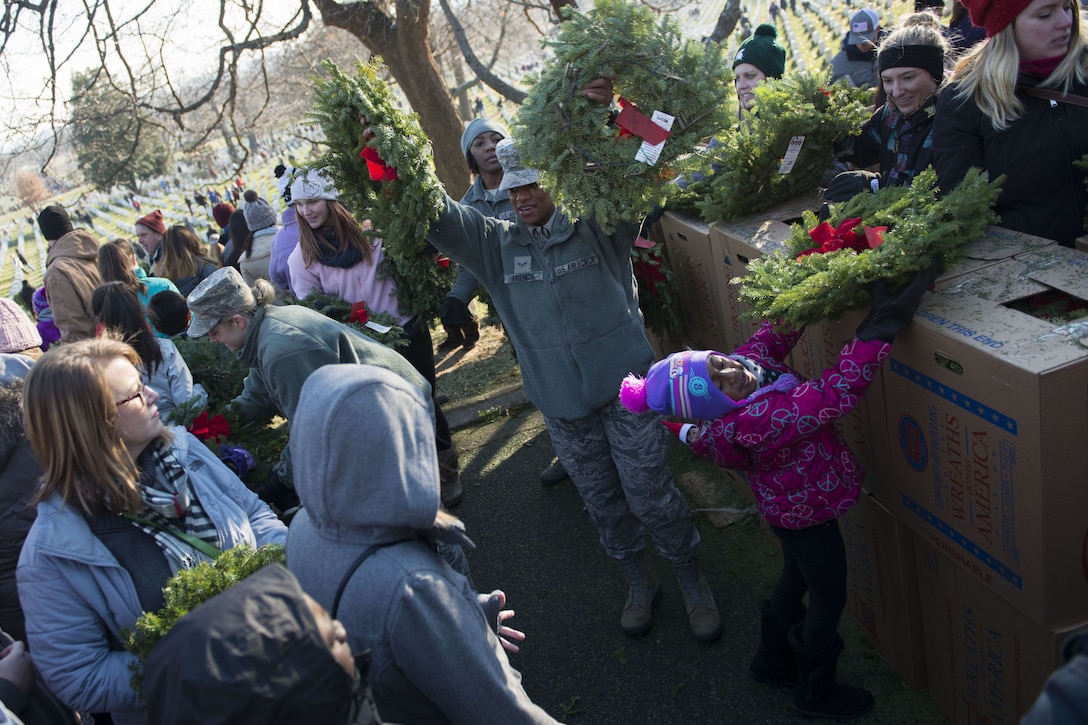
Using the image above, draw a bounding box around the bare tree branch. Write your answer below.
[438,0,525,103]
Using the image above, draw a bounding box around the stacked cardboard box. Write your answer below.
[882,244,1088,721]
[657,212,728,351]
[915,536,1088,724]
[840,493,927,690]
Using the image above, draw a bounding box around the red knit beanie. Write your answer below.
[135,209,166,234]
[963,0,1034,37]
[212,202,235,229]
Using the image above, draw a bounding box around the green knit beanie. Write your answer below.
[733,24,786,79]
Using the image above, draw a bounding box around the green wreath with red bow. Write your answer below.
[735,168,1003,329]
[514,0,734,233]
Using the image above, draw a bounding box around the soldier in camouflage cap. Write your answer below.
[186,266,254,338]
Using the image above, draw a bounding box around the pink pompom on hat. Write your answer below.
[620,350,748,420]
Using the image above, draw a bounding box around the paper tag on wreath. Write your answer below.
[365,320,393,334]
[635,111,676,165]
[777,136,806,174]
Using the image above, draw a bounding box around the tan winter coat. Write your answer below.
[43,229,101,342]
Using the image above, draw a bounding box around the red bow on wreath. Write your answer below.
[349,301,369,325]
[360,146,398,181]
[188,411,232,442]
[796,217,887,260]
[613,97,671,145]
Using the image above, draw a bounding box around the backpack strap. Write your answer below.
[1018,85,1088,109]
[331,541,399,619]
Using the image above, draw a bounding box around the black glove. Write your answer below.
[253,472,300,517]
[856,261,944,343]
[439,295,473,327]
[824,170,880,202]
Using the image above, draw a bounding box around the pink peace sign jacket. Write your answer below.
[689,321,890,530]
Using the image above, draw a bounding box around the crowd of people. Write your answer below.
[1,0,1086,722]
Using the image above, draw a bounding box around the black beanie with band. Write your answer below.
[877,44,945,84]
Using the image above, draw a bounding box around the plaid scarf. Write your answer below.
[132,440,221,573]
[882,102,936,187]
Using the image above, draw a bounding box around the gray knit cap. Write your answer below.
[243,196,278,232]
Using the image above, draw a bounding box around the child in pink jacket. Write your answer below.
[620,264,939,721]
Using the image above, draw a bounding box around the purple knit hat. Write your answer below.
[31,286,49,315]
[620,350,747,420]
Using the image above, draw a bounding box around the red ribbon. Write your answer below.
[796,217,886,259]
[349,301,369,325]
[188,411,232,442]
[360,146,398,181]
[613,97,671,145]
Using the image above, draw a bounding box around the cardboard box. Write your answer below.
[659,211,728,351]
[935,225,1056,290]
[707,196,821,353]
[708,219,794,354]
[885,247,1088,627]
[914,535,1088,724]
[841,493,927,690]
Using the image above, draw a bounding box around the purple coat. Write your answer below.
[689,321,890,530]
[269,207,297,292]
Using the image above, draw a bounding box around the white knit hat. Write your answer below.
[288,169,339,204]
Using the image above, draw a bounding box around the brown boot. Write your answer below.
[460,318,480,350]
[437,446,463,508]
[437,324,464,352]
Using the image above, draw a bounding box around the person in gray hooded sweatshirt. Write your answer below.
[287,364,556,725]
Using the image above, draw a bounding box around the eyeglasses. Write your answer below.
[115,383,149,408]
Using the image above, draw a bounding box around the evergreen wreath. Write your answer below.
[297,291,407,349]
[124,544,287,696]
[689,73,872,224]
[735,168,1003,329]
[308,58,453,318]
[514,0,734,233]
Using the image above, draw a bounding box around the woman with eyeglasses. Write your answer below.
[16,338,286,725]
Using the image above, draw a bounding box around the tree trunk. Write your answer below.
[314,0,472,198]
[708,0,744,44]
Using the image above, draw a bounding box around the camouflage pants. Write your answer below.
[545,398,700,564]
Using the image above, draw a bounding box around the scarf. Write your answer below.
[317,228,363,269]
[729,354,802,405]
[882,101,937,187]
[131,440,220,572]
[1020,54,1066,79]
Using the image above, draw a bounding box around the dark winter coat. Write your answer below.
[933,65,1088,247]
[0,376,40,644]
[142,564,377,725]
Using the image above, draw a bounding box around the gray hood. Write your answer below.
[290,364,440,540]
